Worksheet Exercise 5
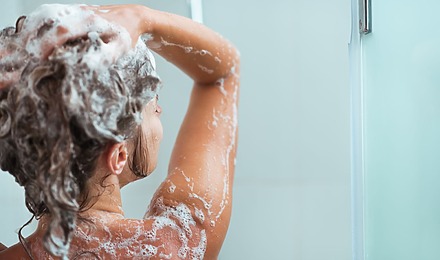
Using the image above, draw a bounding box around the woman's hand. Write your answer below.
[1,4,145,90]
[15,4,138,60]
[86,5,154,47]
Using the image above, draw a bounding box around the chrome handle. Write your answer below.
[359,0,371,34]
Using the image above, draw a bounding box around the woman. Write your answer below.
[0,3,239,259]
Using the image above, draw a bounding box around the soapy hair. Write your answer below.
[0,17,160,258]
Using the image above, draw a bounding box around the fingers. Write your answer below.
[0,4,135,90]
[83,5,150,47]
[21,5,131,60]
[15,7,91,59]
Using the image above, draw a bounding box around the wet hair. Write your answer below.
[0,17,160,258]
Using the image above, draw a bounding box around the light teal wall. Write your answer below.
[361,1,440,259]
[0,1,351,259]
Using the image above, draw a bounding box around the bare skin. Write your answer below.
[0,4,239,259]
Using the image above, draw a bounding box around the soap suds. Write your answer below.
[172,166,191,182]
[189,193,213,217]
[160,37,193,53]
[194,207,205,224]
[144,197,207,259]
[167,182,176,194]
[216,78,227,96]
[158,37,221,67]
[212,67,239,222]
[197,64,214,74]
[23,4,131,61]
[211,108,219,127]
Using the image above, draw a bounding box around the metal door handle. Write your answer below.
[359,0,371,34]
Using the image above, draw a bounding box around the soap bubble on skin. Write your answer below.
[188,181,195,192]
[172,166,191,183]
[160,37,193,53]
[197,64,214,74]
[178,246,190,258]
[215,174,229,221]
[159,252,173,259]
[188,193,213,216]
[167,182,176,193]
[211,108,219,127]
[140,244,158,257]
[215,78,227,96]
[194,207,205,224]
[199,50,209,56]
[190,230,207,260]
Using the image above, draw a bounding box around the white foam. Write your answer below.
[21,4,131,60]
[143,196,209,258]
[160,37,193,53]
[212,108,219,127]
[194,207,205,224]
[140,244,158,257]
[189,193,212,216]
[167,182,176,193]
[216,78,227,96]
[190,229,207,260]
[159,252,173,259]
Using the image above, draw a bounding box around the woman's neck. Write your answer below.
[83,173,125,216]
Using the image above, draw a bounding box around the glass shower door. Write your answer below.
[352,1,440,259]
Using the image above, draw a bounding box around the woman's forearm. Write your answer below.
[141,7,239,85]
[91,5,239,84]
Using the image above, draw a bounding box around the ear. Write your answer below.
[107,143,128,175]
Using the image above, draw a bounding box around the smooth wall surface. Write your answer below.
[362,1,440,259]
[0,1,351,259]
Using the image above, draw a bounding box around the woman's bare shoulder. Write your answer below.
[0,242,30,260]
[70,216,206,259]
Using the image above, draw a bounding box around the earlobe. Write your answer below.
[108,143,128,175]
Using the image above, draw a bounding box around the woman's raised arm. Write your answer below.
[95,5,240,258]
[93,4,239,84]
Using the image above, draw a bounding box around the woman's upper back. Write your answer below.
[70,213,207,259]
[1,211,208,259]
